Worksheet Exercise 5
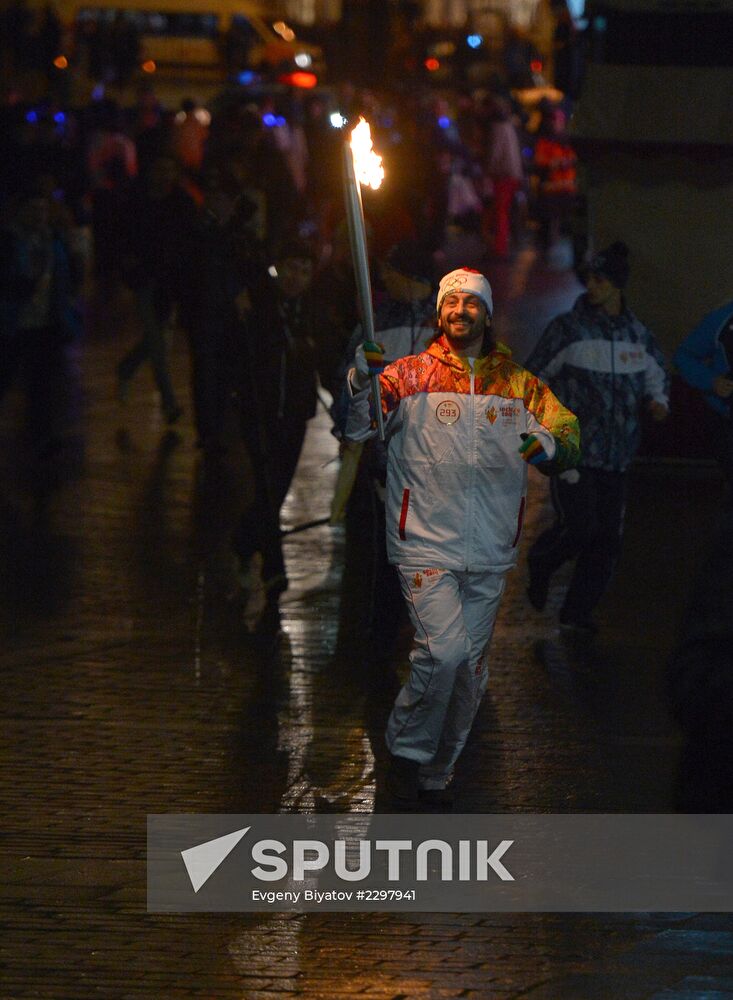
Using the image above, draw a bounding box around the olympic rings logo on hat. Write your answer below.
[442,274,469,293]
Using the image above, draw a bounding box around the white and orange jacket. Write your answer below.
[347,335,580,572]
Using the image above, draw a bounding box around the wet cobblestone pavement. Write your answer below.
[3,255,733,998]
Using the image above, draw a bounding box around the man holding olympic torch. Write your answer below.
[347,267,580,809]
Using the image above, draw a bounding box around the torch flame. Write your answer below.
[349,117,384,191]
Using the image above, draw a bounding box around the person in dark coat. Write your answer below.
[186,159,266,451]
[0,186,81,456]
[231,239,320,623]
[116,153,198,424]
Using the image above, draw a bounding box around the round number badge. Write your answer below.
[436,400,460,425]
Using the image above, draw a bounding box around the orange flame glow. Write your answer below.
[349,117,384,191]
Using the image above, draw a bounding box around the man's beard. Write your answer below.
[441,319,493,353]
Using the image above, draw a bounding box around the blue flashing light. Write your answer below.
[54,111,65,124]
[262,113,277,127]
[237,70,255,85]
[26,110,38,123]
[275,115,286,127]
[467,34,483,49]
[438,116,451,130]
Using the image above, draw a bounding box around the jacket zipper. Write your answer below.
[465,366,476,570]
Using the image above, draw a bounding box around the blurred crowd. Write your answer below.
[0,71,582,449]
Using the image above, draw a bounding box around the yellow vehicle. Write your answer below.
[58,0,323,83]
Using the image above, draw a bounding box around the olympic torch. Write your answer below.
[343,117,385,441]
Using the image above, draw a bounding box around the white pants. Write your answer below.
[386,567,506,789]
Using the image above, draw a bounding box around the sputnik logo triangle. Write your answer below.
[181,826,250,893]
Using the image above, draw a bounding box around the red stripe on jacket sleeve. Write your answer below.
[398,489,410,540]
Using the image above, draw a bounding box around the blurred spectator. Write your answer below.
[86,98,138,190]
[532,104,577,253]
[0,186,81,456]
[445,155,482,226]
[172,97,210,177]
[206,101,298,257]
[481,95,524,259]
[117,154,198,424]
[186,158,266,450]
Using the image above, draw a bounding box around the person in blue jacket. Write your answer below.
[673,300,733,491]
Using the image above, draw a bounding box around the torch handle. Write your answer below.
[369,373,386,440]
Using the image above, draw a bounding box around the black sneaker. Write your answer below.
[385,754,420,810]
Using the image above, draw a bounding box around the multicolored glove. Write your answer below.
[362,340,386,376]
[352,341,386,391]
[518,432,549,466]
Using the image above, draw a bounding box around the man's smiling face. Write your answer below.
[438,291,489,354]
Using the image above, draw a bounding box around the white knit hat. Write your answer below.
[437,267,493,317]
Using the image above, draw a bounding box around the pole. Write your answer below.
[342,140,386,442]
